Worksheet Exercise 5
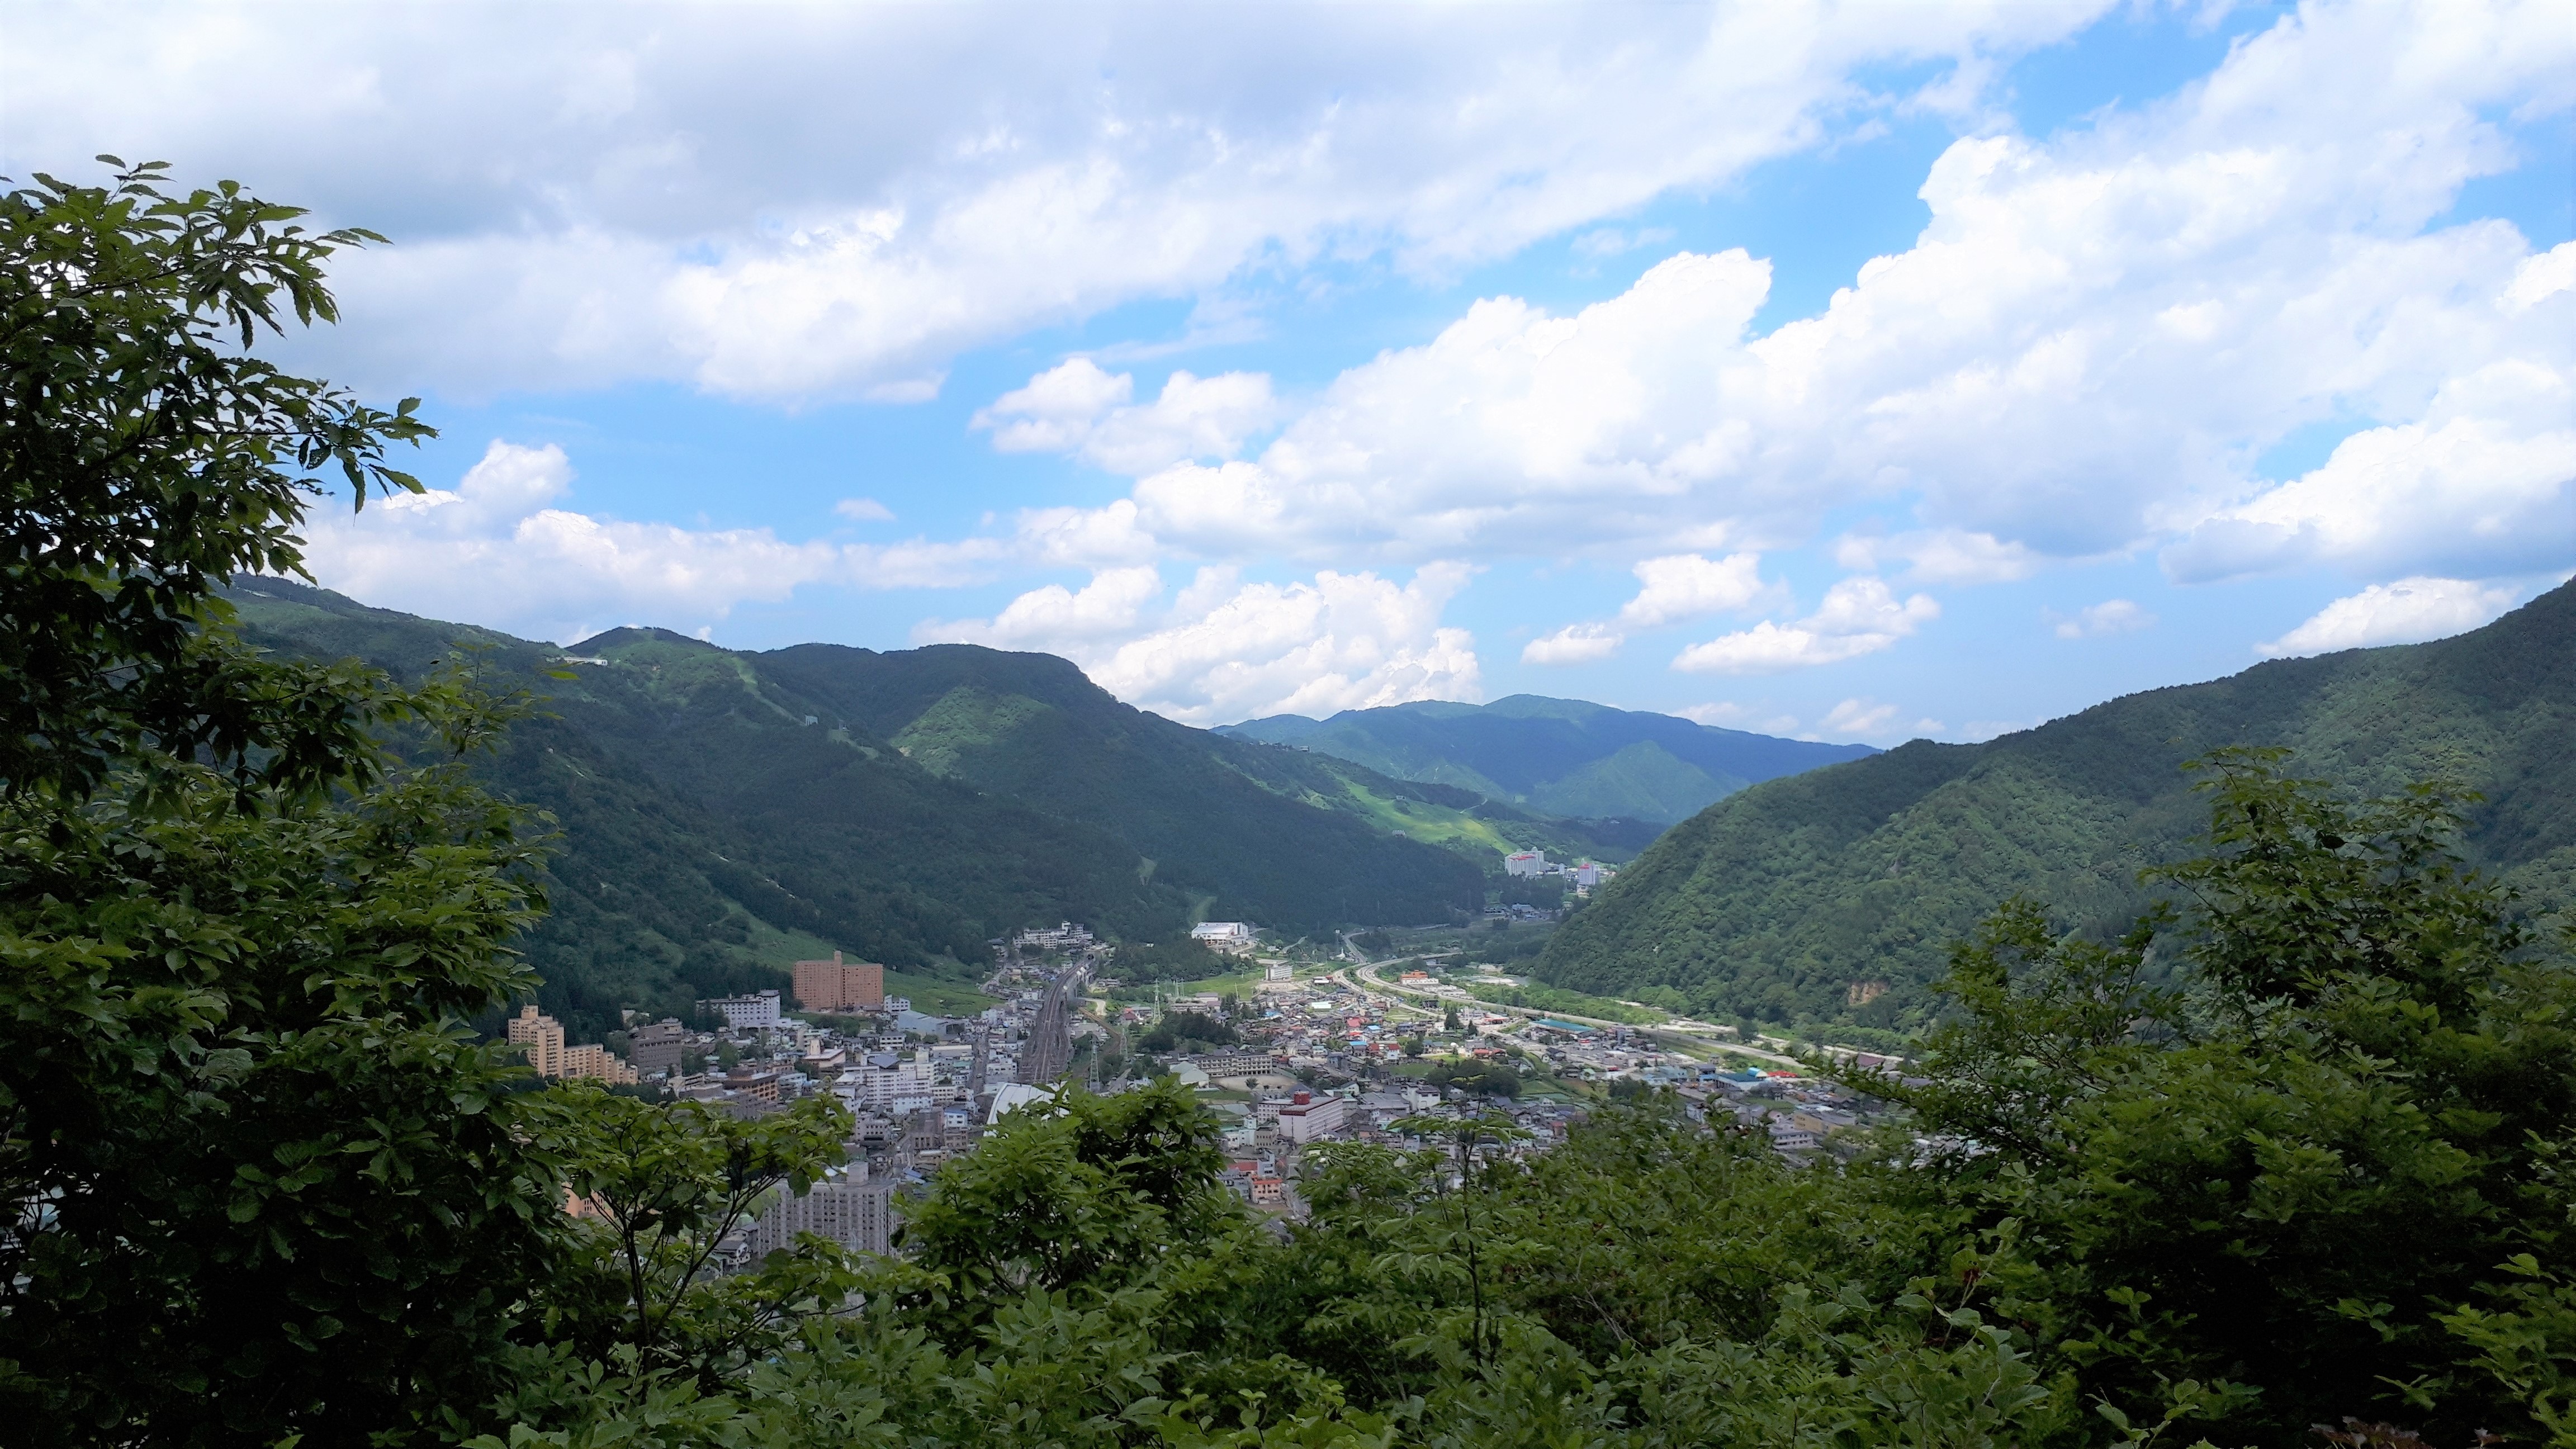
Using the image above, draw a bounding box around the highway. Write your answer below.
[1340,957,1811,1071]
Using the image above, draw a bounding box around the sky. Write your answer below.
[6,0,2571,742]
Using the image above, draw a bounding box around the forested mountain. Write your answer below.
[233,580,1613,1039]
[1539,580,2576,1035]
[1219,694,1876,823]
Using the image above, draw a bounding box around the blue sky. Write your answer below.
[9,0,2570,740]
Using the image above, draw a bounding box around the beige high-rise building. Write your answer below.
[793,951,885,1013]
[508,1006,638,1085]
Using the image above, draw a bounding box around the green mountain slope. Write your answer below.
[1537,581,2576,1035]
[229,581,1523,1041]
[1218,694,1875,823]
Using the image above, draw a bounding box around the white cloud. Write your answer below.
[300,439,1010,642]
[302,442,850,642]
[977,359,1280,474]
[1678,700,1802,735]
[1673,577,1940,674]
[1838,529,2045,585]
[1010,2,2575,587]
[2,2,2120,401]
[920,562,1482,724]
[835,497,897,522]
[2052,599,2156,638]
[1521,623,1623,666]
[922,566,1164,647]
[2256,576,2521,657]
[1812,698,1900,741]
[1572,226,1677,260]
[1617,552,1775,627]
[2166,348,2576,581]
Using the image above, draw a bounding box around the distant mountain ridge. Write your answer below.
[1537,580,2576,1038]
[1218,694,1877,823]
[229,581,1644,1044]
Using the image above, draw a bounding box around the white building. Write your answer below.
[1504,851,1549,878]
[1263,961,1294,983]
[1573,861,1609,889]
[1190,921,1258,954]
[1275,1090,1351,1143]
[702,989,783,1031]
[748,1165,895,1257]
[840,1053,932,1110]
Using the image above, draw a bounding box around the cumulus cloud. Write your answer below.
[1521,623,1623,666]
[921,562,1482,724]
[2166,346,2576,582]
[2051,599,2156,638]
[2256,576,2521,657]
[835,497,897,522]
[976,359,1281,473]
[1618,552,1775,627]
[1673,577,1939,674]
[300,439,1008,642]
[1011,2,2575,593]
[1,2,2119,401]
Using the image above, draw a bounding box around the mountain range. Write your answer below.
[1218,696,1877,823]
[1538,580,2576,1040]
[230,581,1656,1041]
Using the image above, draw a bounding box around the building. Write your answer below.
[700,989,783,1030]
[1504,851,1549,878]
[1190,921,1258,954]
[1263,961,1294,983]
[1275,1089,1351,1143]
[1573,861,1609,889]
[842,1053,932,1109]
[628,1018,688,1075]
[747,1166,895,1258]
[794,951,886,1013]
[1187,1052,1285,1078]
[507,1004,567,1077]
[506,1006,637,1085]
[1011,921,1095,953]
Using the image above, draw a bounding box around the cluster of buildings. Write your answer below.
[1500,851,1616,893]
[507,1006,637,1085]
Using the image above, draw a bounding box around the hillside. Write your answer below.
[229,581,1545,1040]
[1537,580,2576,1036]
[1219,694,1876,823]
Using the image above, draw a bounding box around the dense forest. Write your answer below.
[1220,693,1875,823]
[1540,579,2576,1037]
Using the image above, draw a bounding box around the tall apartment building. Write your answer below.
[793,951,885,1013]
[506,1005,638,1085]
[746,1165,896,1258]
[628,1018,688,1075]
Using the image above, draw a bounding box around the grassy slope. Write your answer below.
[1538,580,2576,1033]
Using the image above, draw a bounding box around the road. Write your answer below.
[1341,959,1811,1071]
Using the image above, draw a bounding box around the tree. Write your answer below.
[2,159,433,805]
[0,162,566,1446]
[1874,750,2576,1441]
[553,1087,853,1378]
